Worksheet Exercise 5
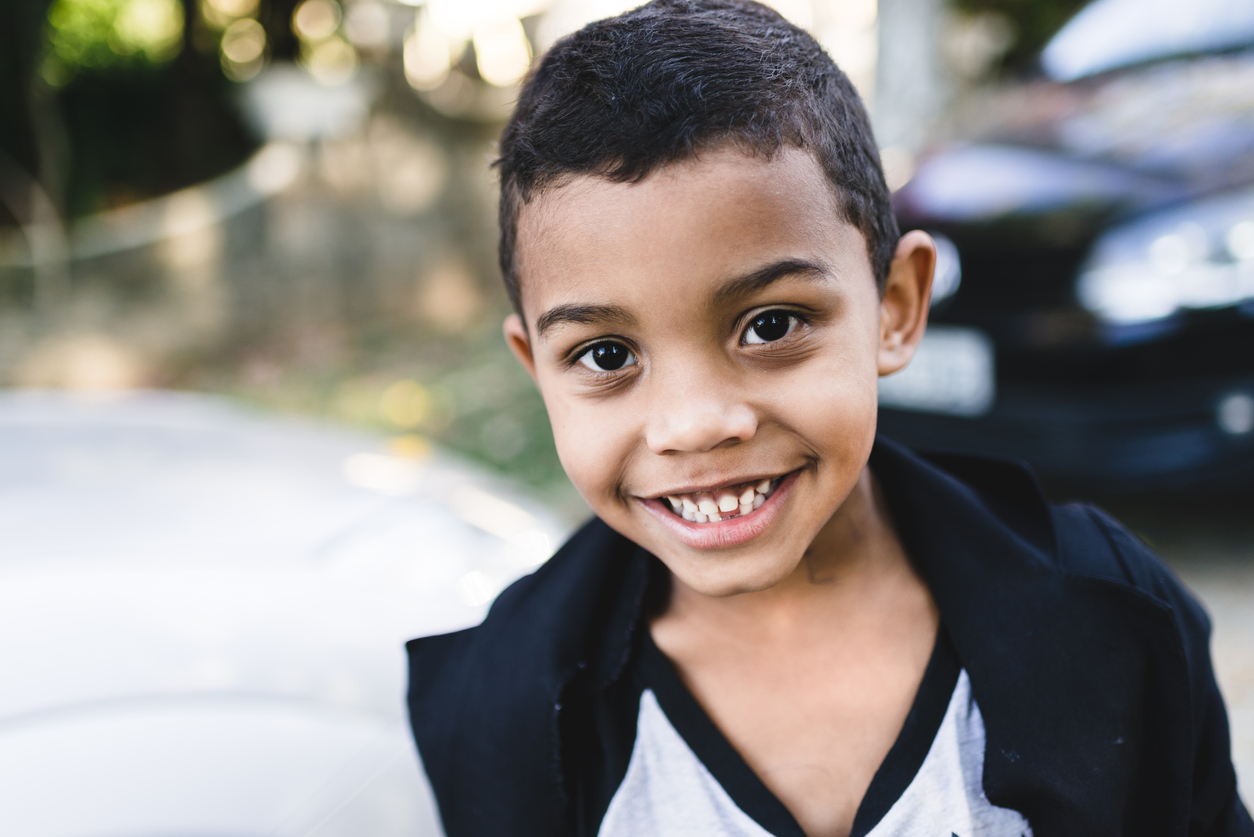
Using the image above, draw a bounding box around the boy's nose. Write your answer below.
[645,397,758,454]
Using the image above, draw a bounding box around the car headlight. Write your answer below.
[1077,189,1254,324]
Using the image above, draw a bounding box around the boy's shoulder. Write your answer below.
[903,440,1213,674]
[901,441,1205,616]
[870,437,1202,617]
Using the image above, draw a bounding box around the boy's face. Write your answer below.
[506,146,933,597]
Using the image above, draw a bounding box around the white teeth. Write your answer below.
[665,475,781,524]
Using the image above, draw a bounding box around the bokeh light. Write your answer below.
[220,17,267,80]
[1228,220,1254,261]
[380,380,432,429]
[293,0,342,42]
[403,10,452,91]
[291,0,360,86]
[200,0,258,29]
[473,17,532,87]
[303,36,359,85]
[343,1,390,51]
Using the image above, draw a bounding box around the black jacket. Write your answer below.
[407,437,1253,836]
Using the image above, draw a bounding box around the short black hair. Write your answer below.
[495,0,899,315]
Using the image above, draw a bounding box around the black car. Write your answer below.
[880,0,1254,491]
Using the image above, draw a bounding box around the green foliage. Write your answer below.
[953,0,1090,73]
[43,0,185,84]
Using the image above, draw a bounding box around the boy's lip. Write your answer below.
[645,473,784,499]
[638,469,799,550]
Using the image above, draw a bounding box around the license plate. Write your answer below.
[878,326,995,417]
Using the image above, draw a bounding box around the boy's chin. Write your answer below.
[658,548,806,599]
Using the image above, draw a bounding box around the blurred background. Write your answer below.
[0,0,1108,507]
[2,0,1253,833]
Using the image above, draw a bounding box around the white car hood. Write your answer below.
[0,389,571,837]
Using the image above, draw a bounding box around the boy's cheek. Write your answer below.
[546,405,636,508]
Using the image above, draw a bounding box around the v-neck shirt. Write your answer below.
[587,625,1032,837]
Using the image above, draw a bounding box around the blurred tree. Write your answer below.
[952,0,1090,74]
[1,0,261,222]
[42,0,186,81]
[0,0,58,219]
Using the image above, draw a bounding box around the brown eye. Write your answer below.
[578,342,637,371]
[744,311,796,344]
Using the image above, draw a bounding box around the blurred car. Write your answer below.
[0,389,570,837]
[880,0,1254,490]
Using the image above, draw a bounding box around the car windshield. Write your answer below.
[1042,0,1254,81]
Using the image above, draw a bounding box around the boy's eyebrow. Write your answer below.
[711,258,832,308]
[536,303,637,338]
[533,259,830,338]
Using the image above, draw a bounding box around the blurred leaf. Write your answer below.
[44,0,185,81]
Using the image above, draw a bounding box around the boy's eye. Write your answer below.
[577,342,637,371]
[743,311,798,344]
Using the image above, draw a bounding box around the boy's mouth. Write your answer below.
[659,477,783,524]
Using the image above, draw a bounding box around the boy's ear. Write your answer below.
[503,313,539,383]
[878,230,937,376]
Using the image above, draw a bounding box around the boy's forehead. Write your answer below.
[513,146,859,323]
[516,146,837,244]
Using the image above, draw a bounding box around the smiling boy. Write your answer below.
[406,2,1252,836]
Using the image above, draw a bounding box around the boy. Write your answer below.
[407,1,1253,835]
